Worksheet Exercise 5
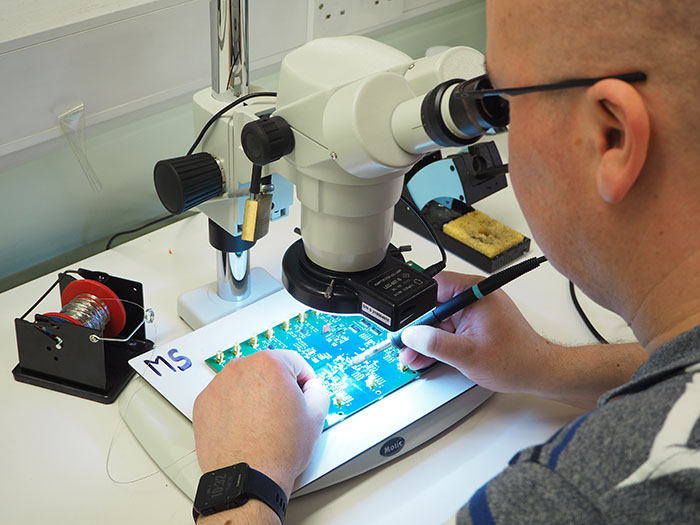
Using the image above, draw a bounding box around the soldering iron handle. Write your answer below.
[389,310,440,348]
[390,256,547,349]
[470,255,547,298]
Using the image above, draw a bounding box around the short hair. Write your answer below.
[526,0,700,140]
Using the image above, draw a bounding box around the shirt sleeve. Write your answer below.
[451,461,603,525]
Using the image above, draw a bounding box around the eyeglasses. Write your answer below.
[448,71,647,136]
[458,71,647,100]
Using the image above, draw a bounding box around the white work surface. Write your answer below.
[1,138,636,525]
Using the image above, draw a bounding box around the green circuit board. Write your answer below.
[205,309,422,429]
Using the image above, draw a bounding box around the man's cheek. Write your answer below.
[506,134,536,202]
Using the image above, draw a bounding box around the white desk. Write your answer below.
[1,139,634,524]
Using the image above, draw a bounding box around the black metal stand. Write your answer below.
[12,269,153,404]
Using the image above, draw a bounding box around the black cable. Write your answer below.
[106,214,173,250]
[399,195,447,277]
[569,280,609,344]
[250,164,263,195]
[187,91,276,156]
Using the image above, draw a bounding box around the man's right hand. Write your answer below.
[193,350,329,502]
[399,271,550,395]
[399,271,647,409]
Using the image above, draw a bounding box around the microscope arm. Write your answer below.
[154,36,509,329]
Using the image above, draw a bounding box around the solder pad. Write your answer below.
[205,310,422,429]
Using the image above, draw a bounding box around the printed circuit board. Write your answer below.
[205,310,422,429]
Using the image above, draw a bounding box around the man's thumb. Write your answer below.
[401,325,438,356]
[401,325,465,365]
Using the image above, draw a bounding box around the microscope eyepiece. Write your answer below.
[450,75,510,136]
[420,76,510,148]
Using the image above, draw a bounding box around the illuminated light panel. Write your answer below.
[204,310,422,429]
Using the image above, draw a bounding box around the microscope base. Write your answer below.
[177,267,283,330]
[120,290,492,503]
[119,372,491,502]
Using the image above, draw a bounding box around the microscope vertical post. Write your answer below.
[210,0,249,100]
[210,0,253,302]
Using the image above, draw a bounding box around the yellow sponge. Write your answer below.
[443,209,525,258]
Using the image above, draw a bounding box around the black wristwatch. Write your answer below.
[192,462,287,523]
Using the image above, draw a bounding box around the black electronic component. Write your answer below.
[281,240,437,331]
[349,256,548,368]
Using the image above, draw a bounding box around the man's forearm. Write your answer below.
[528,342,647,409]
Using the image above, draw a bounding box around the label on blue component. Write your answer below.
[362,303,392,326]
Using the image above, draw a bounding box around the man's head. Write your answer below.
[486,0,700,338]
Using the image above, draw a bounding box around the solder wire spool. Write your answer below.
[43,279,127,338]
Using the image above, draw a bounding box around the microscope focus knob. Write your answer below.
[241,116,295,166]
[153,152,224,215]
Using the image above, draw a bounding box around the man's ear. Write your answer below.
[586,79,650,204]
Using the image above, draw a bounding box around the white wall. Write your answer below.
[0,0,486,291]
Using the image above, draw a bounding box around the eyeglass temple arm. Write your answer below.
[466,71,647,99]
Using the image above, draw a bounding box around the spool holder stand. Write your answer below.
[12,269,154,404]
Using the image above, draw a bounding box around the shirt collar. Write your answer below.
[598,324,700,406]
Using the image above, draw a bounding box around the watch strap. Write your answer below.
[192,463,287,523]
[245,467,288,523]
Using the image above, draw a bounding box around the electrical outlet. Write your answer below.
[353,0,404,32]
[310,0,353,38]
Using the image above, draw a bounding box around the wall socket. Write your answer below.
[309,0,406,39]
[310,0,353,38]
[354,0,404,33]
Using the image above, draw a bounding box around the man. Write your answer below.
[193,0,700,522]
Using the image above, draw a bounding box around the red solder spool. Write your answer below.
[44,279,127,337]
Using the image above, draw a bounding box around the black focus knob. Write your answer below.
[153,152,224,215]
[241,115,295,166]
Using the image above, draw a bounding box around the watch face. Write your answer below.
[195,463,249,515]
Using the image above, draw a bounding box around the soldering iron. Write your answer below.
[347,255,548,368]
